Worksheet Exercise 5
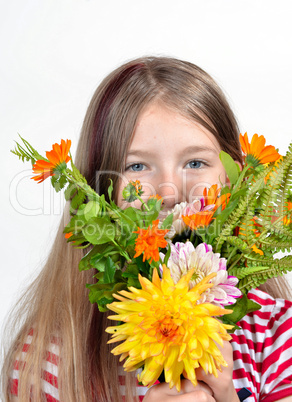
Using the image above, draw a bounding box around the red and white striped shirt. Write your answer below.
[10,329,60,401]
[10,289,292,401]
[231,288,292,401]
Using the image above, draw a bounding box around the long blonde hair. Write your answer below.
[2,56,291,401]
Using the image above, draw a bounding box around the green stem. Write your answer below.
[226,246,238,265]
[112,240,131,262]
[190,230,195,243]
[137,195,150,211]
[65,169,101,201]
[228,254,243,271]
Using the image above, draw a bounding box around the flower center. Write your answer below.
[191,269,205,285]
[151,311,182,343]
[147,236,156,246]
[159,320,178,338]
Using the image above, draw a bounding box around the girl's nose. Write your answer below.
[155,171,186,210]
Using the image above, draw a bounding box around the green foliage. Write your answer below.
[213,145,292,298]
[221,295,261,329]
[12,135,292,319]
[160,213,173,230]
[122,180,143,202]
[219,150,240,185]
[51,172,68,192]
[11,135,46,165]
[86,279,127,312]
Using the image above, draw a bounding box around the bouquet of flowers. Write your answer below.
[11,133,292,391]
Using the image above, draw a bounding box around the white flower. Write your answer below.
[164,201,200,239]
[160,241,241,307]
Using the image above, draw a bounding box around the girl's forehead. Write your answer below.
[129,103,221,153]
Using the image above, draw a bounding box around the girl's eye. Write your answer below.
[185,160,203,169]
[126,163,146,172]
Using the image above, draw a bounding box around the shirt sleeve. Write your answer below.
[260,297,292,402]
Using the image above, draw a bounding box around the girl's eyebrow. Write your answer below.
[182,145,218,155]
[126,149,156,157]
[127,146,218,158]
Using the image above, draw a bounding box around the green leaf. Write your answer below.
[69,159,87,185]
[163,245,171,267]
[161,213,173,230]
[108,179,114,201]
[95,298,114,312]
[219,150,240,185]
[122,264,140,279]
[104,257,116,283]
[223,294,261,324]
[245,298,262,314]
[79,249,95,271]
[127,277,141,288]
[51,173,68,192]
[82,217,116,245]
[122,207,144,226]
[147,197,163,213]
[134,255,151,276]
[71,189,87,211]
[65,214,87,233]
[86,275,127,310]
[84,201,100,221]
[64,183,77,201]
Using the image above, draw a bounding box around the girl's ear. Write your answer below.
[235,160,243,171]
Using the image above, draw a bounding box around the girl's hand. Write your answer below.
[143,379,215,401]
[143,341,239,402]
[195,341,239,402]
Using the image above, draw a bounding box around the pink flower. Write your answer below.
[160,241,241,307]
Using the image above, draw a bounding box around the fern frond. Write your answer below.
[214,168,267,253]
[236,255,292,293]
[261,237,292,252]
[11,135,47,166]
[214,197,249,253]
[259,150,292,221]
[219,236,250,253]
[228,265,274,280]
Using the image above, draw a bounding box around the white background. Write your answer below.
[1,0,292,360]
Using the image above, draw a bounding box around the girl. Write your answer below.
[2,57,292,401]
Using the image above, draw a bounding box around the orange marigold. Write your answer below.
[122,180,144,202]
[32,139,71,183]
[130,180,142,194]
[182,211,214,230]
[203,184,230,210]
[134,219,169,263]
[240,133,281,166]
[149,194,163,201]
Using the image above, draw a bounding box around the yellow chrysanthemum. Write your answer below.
[106,266,233,391]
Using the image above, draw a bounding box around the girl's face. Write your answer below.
[117,103,227,215]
